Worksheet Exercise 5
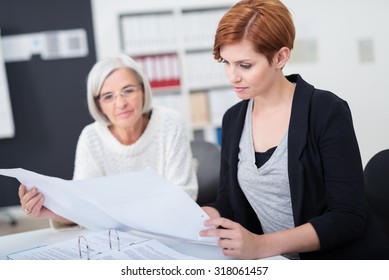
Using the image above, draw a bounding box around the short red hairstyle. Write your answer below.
[213,0,295,64]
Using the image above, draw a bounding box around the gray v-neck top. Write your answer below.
[237,99,298,259]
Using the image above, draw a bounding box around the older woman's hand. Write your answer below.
[18,184,49,218]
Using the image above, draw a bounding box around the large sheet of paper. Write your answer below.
[0,168,217,244]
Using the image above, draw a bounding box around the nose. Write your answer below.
[225,65,242,84]
[114,94,128,108]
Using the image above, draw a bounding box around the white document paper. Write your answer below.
[94,239,200,260]
[7,230,199,260]
[0,168,217,244]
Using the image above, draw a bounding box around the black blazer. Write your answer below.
[211,74,389,259]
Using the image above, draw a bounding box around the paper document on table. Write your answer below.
[0,168,217,244]
[7,230,199,260]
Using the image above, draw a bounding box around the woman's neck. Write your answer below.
[253,77,295,114]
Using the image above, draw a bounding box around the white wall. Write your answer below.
[91,0,389,166]
[282,0,389,166]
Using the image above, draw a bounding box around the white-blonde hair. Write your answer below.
[86,54,153,125]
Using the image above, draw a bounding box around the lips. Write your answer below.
[233,86,248,94]
[117,110,132,117]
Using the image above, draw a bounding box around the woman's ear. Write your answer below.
[274,47,291,69]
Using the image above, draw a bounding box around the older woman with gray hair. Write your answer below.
[19,54,198,229]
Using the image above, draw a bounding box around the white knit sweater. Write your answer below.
[73,106,198,200]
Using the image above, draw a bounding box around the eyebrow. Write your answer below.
[220,55,252,63]
[100,83,138,95]
[122,83,138,88]
[224,58,253,64]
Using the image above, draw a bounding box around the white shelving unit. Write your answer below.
[91,0,237,144]
[0,28,15,139]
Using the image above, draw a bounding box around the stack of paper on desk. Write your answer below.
[0,168,217,244]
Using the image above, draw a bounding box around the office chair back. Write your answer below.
[364,149,389,237]
[191,140,220,206]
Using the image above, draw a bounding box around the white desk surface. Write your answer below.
[0,227,230,260]
[0,228,285,260]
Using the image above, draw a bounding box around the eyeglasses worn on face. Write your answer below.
[98,85,142,104]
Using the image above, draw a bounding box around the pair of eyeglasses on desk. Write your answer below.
[78,228,121,260]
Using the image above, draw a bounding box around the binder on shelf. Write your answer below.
[185,50,228,89]
[121,12,177,54]
[152,91,185,120]
[189,91,210,127]
[215,127,222,146]
[7,229,199,260]
[135,54,180,89]
[182,7,228,49]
